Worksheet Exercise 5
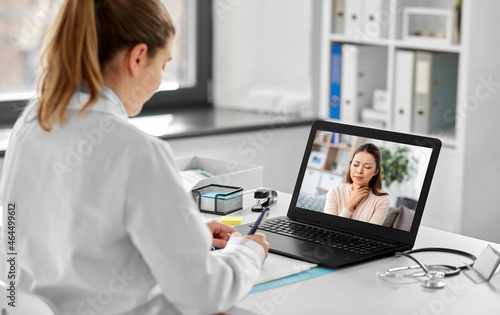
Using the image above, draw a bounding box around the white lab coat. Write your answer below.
[0,87,265,315]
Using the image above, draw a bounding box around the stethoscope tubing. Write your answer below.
[401,247,477,269]
[383,264,461,277]
[386,247,477,278]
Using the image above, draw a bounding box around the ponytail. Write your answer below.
[37,0,175,131]
[38,0,102,131]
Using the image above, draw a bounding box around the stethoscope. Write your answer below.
[377,247,477,289]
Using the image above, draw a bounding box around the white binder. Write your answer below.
[332,0,345,34]
[412,51,458,134]
[363,0,389,38]
[373,89,389,112]
[340,44,387,124]
[393,50,415,132]
[344,0,363,37]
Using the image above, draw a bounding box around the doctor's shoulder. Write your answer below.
[113,119,175,159]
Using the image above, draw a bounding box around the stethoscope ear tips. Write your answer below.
[376,270,404,280]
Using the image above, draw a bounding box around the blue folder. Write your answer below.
[330,44,342,120]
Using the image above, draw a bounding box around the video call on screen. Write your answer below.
[296,130,432,231]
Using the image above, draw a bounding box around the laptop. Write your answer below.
[235,120,441,268]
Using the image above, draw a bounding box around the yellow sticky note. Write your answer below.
[220,216,243,226]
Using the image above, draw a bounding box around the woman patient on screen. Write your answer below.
[324,143,390,225]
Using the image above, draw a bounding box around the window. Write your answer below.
[0,0,212,125]
[160,0,197,90]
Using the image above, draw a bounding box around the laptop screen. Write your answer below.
[289,120,441,243]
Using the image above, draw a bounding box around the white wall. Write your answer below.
[212,0,314,116]
[0,158,3,205]
[0,158,3,179]
[420,147,461,233]
[459,1,500,243]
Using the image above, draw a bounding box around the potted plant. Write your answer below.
[380,145,418,209]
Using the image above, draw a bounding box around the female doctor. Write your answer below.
[0,0,269,314]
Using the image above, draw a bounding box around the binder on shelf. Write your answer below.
[393,50,415,132]
[452,7,461,44]
[340,44,358,123]
[329,43,342,119]
[373,89,388,112]
[339,134,353,146]
[363,0,389,39]
[315,131,332,143]
[333,149,350,175]
[331,0,345,34]
[344,0,363,37]
[340,44,387,124]
[412,51,458,134]
[331,132,340,144]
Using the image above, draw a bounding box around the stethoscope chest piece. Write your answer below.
[380,248,477,289]
[421,272,446,289]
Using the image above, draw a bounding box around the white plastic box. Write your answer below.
[174,156,263,192]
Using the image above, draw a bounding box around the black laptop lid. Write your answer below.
[288,120,441,246]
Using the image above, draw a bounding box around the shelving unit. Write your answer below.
[317,0,500,243]
[302,131,365,196]
[319,0,462,147]
[327,34,462,53]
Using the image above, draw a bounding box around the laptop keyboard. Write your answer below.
[255,217,396,255]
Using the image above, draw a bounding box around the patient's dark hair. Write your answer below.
[345,143,387,196]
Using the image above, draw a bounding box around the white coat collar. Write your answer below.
[67,85,129,122]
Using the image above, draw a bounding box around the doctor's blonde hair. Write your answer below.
[37,0,175,131]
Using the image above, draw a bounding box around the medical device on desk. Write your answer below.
[377,247,477,289]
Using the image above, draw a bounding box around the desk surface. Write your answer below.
[209,192,500,315]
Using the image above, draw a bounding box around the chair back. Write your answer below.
[0,281,58,315]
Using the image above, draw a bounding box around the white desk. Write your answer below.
[208,191,500,315]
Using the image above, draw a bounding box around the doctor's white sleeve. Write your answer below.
[124,139,264,314]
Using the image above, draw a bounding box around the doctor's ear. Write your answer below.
[127,43,149,76]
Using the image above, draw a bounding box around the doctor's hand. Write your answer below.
[231,232,270,263]
[206,219,236,248]
[346,184,370,212]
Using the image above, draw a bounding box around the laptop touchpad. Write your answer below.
[264,233,349,266]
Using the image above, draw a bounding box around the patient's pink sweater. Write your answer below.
[324,183,390,225]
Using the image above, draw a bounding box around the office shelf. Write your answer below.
[318,0,500,241]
